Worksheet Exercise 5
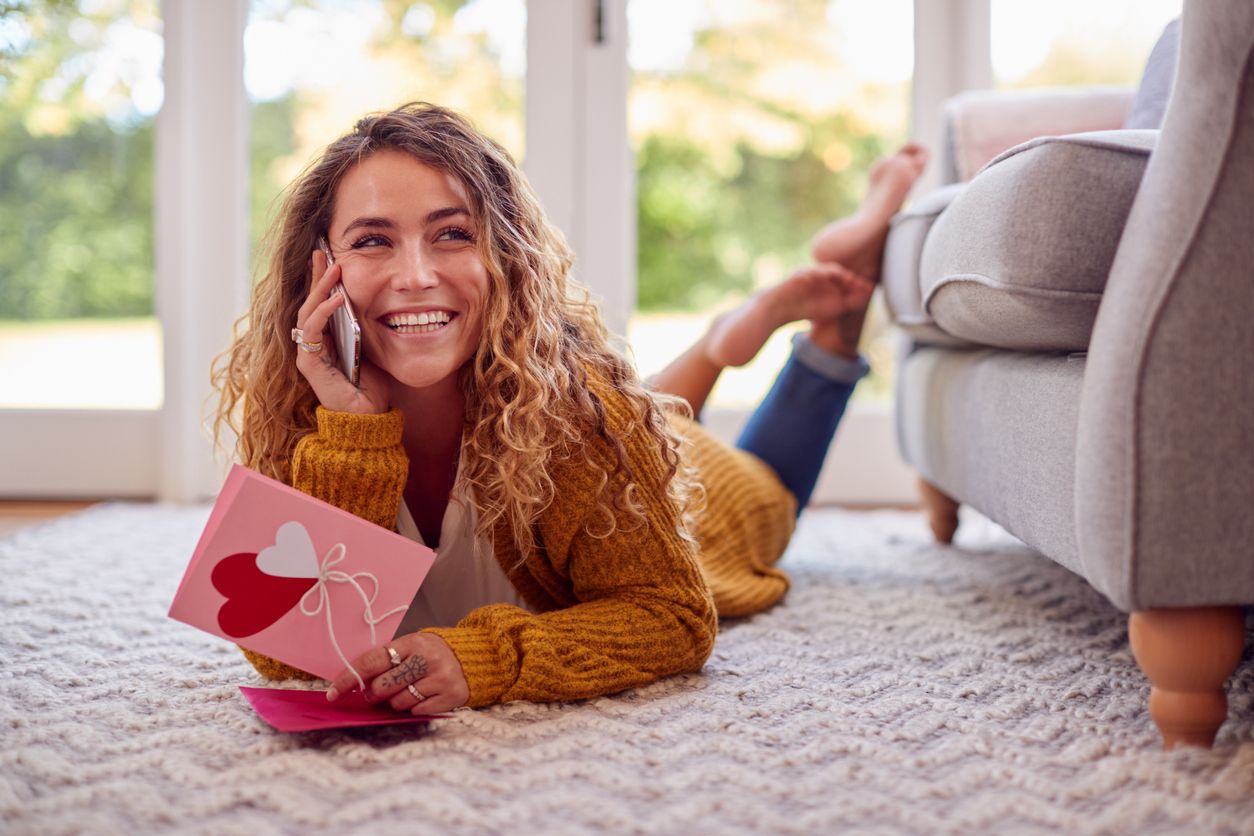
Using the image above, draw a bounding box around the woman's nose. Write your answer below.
[393,246,439,291]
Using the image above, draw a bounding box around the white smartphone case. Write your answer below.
[330,285,361,387]
[317,237,361,387]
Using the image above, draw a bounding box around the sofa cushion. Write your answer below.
[881,183,969,347]
[941,88,1136,185]
[919,130,1156,352]
[1124,18,1180,130]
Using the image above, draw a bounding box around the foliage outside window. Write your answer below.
[0,0,160,321]
[627,0,911,407]
[631,1,905,314]
[246,0,525,262]
[0,0,1179,365]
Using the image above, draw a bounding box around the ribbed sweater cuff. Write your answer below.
[426,626,511,708]
[314,407,405,449]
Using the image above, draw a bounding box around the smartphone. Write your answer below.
[317,237,362,387]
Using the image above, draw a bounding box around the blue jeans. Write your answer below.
[734,333,868,511]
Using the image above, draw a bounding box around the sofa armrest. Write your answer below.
[1075,0,1254,612]
[942,87,1136,183]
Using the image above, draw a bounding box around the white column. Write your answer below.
[912,0,992,190]
[525,0,633,337]
[155,0,250,501]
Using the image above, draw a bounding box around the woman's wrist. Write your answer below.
[318,389,391,417]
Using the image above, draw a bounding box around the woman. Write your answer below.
[214,102,925,715]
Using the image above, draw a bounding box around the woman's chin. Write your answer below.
[379,361,463,394]
[366,339,478,395]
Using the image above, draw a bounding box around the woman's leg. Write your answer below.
[648,264,868,417]
[735,334,867,511]
[735,270,874,511]
[647,333,723,418]
[706,145,927,369]
[650,145,926,420]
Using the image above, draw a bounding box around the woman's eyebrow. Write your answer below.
[340,216,395,236]
[339,207,470,238]
[426,206,470,224]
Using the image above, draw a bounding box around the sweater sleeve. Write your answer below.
[240,407,409,681]
[290,407,410,530]
[425,386,718,707]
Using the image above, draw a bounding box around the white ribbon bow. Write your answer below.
[299,543,408,692]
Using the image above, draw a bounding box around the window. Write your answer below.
[246,0,526,251]
[0,0,163,409]
[626,0,913,411]
[24,1,1172,504]
[992,0,1181,89]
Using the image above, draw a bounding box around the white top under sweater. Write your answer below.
[393,494,533,635]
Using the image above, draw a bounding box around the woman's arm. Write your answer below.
[425,388,718,707]
[289,407,409,529]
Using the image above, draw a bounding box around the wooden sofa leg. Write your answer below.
[918,478,959,544]
[1128,607,1246,750]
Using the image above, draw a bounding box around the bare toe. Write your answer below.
[863,146,928,220]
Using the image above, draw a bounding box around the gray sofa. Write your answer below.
[881,0,1252,749]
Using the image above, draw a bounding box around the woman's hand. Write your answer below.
[294,249,391,415]
[326,631,470,715]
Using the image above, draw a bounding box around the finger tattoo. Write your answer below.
[380,655,428,690]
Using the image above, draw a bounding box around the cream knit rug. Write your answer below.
[1,504,1251,835]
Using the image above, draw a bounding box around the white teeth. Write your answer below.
[385,310,453,333]
[391,323,446,334]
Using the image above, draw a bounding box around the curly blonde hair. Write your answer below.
[213,102,697,555]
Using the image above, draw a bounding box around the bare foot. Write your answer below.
[863,143,930,220]
[810,143,929,277]
[705,263,875,367]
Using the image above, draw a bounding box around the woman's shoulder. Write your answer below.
[537,361,685,550]
[575,362,669,458]
[532,360,670,493]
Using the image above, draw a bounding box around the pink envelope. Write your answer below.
[169,465,435,681]
[239,687,444,732]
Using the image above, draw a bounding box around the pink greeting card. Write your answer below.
[239,687,445,732]
[169,465,436,683]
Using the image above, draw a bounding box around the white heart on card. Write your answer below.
[256,521,320,579]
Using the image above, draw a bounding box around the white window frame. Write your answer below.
[524,0,634,338]
[155,0,252,502]
[0,0,991,506]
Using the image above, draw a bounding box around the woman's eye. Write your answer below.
[350,234,389,250]
[437,226,474,243]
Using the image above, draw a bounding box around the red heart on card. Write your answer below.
[212,552,318,638]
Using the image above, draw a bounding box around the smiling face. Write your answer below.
[326,150,490,398]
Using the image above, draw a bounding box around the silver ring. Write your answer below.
[291,327,323,353]
[407,684,425,701]
[385,646,402,667]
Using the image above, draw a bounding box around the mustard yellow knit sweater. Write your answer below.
[242,376,797,707]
